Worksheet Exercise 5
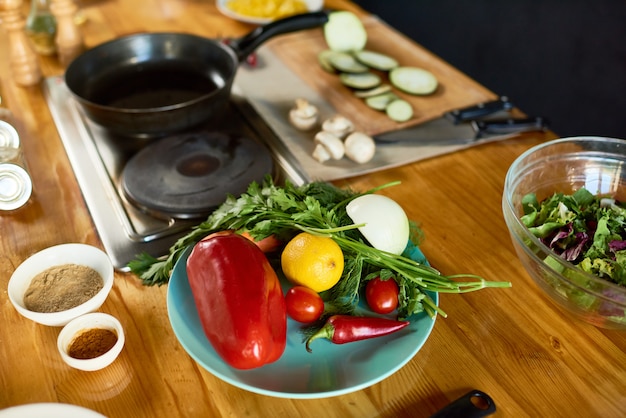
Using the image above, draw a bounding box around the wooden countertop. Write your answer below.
[1,1,625,417]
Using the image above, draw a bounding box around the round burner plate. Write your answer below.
[121,131,273,219]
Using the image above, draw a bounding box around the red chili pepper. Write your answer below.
[186,231,287,369]
[305,315,410,353]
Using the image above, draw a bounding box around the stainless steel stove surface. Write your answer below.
[43,76,306,271]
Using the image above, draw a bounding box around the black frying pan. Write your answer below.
[64,11,329,138]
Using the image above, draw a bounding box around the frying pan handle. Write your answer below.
[229,11,330,62]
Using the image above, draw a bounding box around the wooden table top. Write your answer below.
[1,1,625,417]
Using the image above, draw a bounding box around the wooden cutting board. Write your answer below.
[266,15,498,136]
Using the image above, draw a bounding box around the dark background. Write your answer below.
[354,0,626,138]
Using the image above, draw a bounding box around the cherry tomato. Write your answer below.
[285,286,324,323]
[365,277,399,314]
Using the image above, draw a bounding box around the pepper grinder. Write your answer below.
[0,0,42,86]
[49,0,83,66]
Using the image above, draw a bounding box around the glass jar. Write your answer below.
[0,120,33,211]
[25,0,57,56]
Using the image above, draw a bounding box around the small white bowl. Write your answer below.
[57,312,125,371]
[7,243,114,326]
[0,402,107,417]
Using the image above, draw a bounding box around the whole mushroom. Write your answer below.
[344,132,376,164]
[312,143,332,163]
[321,115,354,139]
[289,99,319,131]
[312,131,345,163]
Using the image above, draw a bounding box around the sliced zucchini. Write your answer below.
[324,11,367,52]
[318,50,337,73]
[389,67,438,95]
[353,50,399,71]
[365,92,398,111]
[339,72,382,90]
[353,84,393,98]
[327,51,369,73]
[386,99,414,122]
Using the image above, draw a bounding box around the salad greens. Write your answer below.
[521,187,626,286]
[129,176,511,320]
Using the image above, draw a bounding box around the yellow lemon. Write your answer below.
[281,232,344,292]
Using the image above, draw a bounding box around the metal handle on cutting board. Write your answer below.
[473,116,549,138]
[444,96,513,124]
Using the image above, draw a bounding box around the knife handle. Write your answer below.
[430,389,496,418]
[473,116,549,138]
[444,96,513,124]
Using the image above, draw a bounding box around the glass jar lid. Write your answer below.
[0,120,20,163]
[0,163,32,211]
[0,120,20,148]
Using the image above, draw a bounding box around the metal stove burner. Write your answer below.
[121,130,274,220]
[43,76,305,271]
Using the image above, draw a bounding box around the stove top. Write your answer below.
[43,76,306,271]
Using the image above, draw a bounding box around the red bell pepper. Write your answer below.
[305,315,410,353]
[186,231,287,369]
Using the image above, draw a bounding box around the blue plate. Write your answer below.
[167,245,437,399]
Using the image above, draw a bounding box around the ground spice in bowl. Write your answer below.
[68,328,118,359]
[22,264,104,313]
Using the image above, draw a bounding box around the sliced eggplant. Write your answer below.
[318,50,338,73]
[324,11,367,52]
[339,72,382,90]
[365,92,398,110]
[353,50,399,71]
[353,84,393,98]
[386,99,414,122]
[327,51,369,73]
[389,66,438,95]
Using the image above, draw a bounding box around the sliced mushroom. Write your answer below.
[289,98,319,131]
[321,115,354,139]
[344,132,376,164]
[314,131,345,160]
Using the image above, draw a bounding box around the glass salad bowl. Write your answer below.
[502,136,626,330]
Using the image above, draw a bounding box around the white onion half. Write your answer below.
[346,194,410,255]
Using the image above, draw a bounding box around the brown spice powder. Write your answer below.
[23,263,104,313]
[68,328,118,359]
